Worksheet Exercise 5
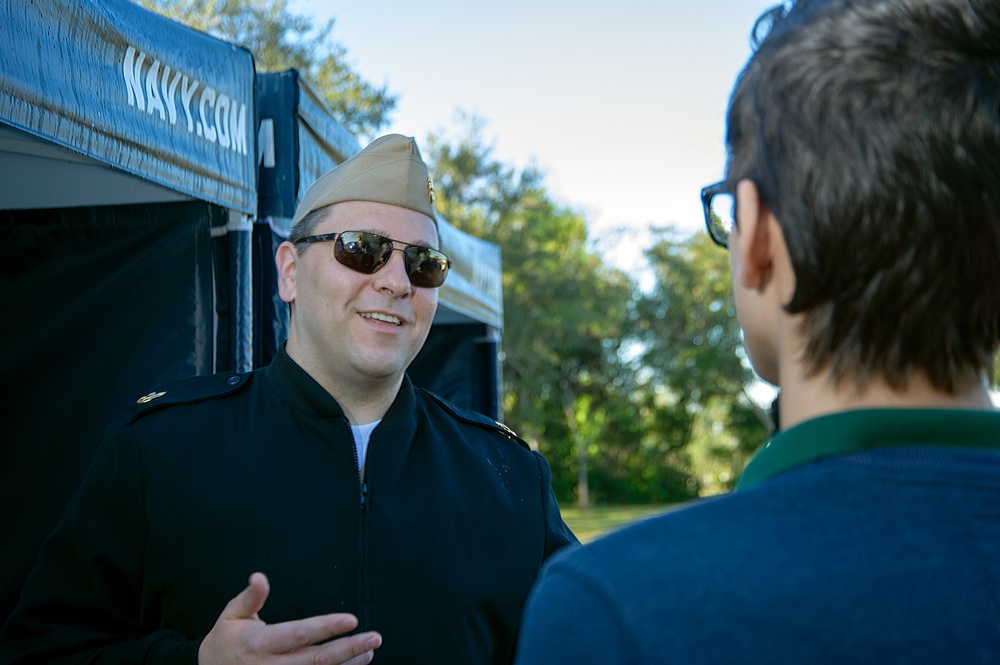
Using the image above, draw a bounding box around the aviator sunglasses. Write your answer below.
[294,230,451,288]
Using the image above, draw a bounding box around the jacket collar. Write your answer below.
[266,344,417,424]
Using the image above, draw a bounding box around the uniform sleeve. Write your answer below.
[514,555,635,665]
[0,422,200,665]
[532,451,580,558]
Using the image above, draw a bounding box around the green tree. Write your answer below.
[631,227,770,495]
[137,0,396,138]
[428,118,637,506]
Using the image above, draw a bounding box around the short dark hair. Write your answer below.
[726,0,1000,391]
[288,206,330,254]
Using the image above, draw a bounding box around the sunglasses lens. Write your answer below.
[404,247,450,288]
[335,231,392,274]
[332,231,449,287]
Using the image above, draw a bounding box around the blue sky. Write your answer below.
[289,0,778,275]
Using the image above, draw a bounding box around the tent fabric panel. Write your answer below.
[0,0,256,213]
[437,217,504,330]
[256,71,301,222]
[252,223,290,369]
[0,123,195,210]
[255,71,359,237]
[212,217,255,373]
[0,201,219,626]
[295,77,360,197]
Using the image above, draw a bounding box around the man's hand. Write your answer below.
[199,572,382,664]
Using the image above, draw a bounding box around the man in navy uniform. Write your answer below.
[1,134,576,665]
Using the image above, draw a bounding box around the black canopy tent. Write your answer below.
[0,0,505,627]
[0,0,258,624]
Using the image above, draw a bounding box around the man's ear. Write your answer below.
[275,241,298,304]
[734,179,776,291]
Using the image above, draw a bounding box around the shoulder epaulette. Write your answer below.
[126,371,252,424]
[420,389,530,451]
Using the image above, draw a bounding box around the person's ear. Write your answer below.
[734,179,776,292]
[275,241,298,304]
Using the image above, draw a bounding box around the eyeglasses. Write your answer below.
[294,230,451,288]
[700,181,735,248]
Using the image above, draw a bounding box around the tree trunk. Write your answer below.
[562,384,590,509]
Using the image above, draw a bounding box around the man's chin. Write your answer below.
[352,357,408,383]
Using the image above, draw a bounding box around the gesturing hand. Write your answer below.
[199,572,382,664]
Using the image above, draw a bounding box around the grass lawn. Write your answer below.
[560,504,677,543]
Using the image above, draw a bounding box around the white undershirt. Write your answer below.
[350,420,381,471]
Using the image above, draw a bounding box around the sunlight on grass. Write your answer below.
[560,504,677,543]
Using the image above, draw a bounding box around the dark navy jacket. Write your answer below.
[1,347,576,664]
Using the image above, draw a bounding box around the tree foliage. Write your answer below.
[630,229,770,494]
[137,0,396,138]
[425,120,768,504]
[634,229,750,410]
[427,118,640,504]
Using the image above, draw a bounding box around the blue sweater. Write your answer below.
[515,409,1000,664]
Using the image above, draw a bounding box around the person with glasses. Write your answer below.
[514,0,1000,663]
[0,134,576,665]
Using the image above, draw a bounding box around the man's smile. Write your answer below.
[360,311,403,326]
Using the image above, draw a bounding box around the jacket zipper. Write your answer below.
[348,421,369,631]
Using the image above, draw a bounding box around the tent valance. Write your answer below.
[0,0,257,214]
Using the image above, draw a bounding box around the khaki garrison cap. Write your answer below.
[291,134,437,228]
